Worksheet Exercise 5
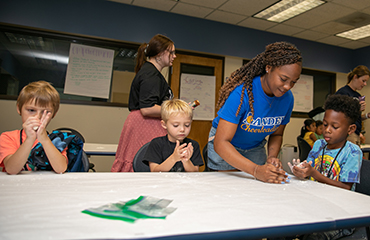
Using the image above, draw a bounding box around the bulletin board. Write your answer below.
[291,74,314,113]
[64,43,114,99]
[180,73,215,121]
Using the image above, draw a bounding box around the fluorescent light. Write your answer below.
[336,24,370,40]
[254,0,325,23]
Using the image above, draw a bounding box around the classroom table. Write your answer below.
[1,171,370,240]
[361,144,370,160]
[361,144,370,152]
[83,143,118,156]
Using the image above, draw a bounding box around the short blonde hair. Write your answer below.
[17,81,60,117]
[161,99,193,122]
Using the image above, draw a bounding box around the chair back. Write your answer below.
[55,127,92,172]
[55,127,85,142]
[356,159,370,196]
[202,143,209,172]
[133,142,151,172]
[297,136,311,161]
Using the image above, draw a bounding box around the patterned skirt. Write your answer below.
[111,110,166,172]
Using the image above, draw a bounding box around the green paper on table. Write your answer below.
[82,196,176,223]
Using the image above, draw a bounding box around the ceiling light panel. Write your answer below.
[336,24,370,40]
[254,0,326,23]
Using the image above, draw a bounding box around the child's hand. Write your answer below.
[181,142,193,163]
[36,110,52,143]
[22,116,41,140]
[172,141,188,162]
[288,160,313,179]
[288,158,304,172]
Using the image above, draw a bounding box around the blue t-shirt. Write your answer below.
[306,139,362,189]
[212,76,294,149]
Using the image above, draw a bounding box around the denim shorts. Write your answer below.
[207,126,267,171]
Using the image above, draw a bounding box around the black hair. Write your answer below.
[315,120,323,127]
[324,95,361,124]
[300,118,316,138]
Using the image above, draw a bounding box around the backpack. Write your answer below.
[23,130,89,172]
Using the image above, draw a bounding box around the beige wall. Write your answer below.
[1,57,370,172]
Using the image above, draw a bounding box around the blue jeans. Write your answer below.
[207,126,267,171]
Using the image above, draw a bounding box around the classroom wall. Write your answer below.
[0,0,363,73]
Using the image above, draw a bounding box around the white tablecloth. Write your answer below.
[1,171,369,240]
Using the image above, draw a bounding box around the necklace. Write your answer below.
[261,76,274,108]
[319,142,346,179]
[263,91,275,108]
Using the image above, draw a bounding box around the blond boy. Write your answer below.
[143,99,203,172]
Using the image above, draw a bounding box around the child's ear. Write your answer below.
[161,120,167,130]
[348,124,356,135]
[16,104,21,115]
[51,109,58,119]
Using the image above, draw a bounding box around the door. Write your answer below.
[170,53,223,171]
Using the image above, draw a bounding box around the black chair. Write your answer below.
[202,143,209,172]
[133,142,151,172]
[55,127,95,172]
[341,159,370,240]
[297,136,311,161]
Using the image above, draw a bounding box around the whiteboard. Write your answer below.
[180,73,215,121]
[291,74,313,112]
[64,43,114,99]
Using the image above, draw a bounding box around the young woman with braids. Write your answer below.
[207,42,302,183]
[335,65,370,146]
[111,34,176,172]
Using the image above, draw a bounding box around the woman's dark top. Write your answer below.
[128,62,173,111]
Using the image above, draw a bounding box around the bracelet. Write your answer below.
[253,165,259,180]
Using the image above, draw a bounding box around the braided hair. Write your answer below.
[217,42,302,117]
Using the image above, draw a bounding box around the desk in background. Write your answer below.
[1,172,370,240]
[361,144,370,160]
[83,143,118,156]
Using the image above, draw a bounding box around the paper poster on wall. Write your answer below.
[64,43,114,99]
[180,73,215,121]
[291,74,313,112]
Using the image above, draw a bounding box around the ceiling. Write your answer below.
[108,0,370,49]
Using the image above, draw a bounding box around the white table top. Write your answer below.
[361,144,370,150]
[0,171,369,240]
[83,143,118,155]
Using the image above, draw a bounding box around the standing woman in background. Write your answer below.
[335,65,370,146]
[111,34,176,172]
[208,42,302,183]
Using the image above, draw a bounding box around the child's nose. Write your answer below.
[37,111,44,119]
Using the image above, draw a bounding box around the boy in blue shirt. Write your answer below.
[289,94,362,239]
